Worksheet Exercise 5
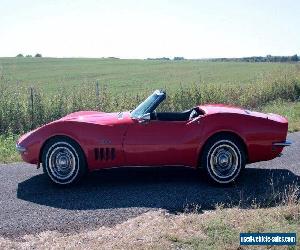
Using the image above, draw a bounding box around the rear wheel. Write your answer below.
[42,137,87,186]
[201,134,245,185]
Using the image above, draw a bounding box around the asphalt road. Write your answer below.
[0,132,299,238]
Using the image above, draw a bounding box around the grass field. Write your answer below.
[1,57,298,93]
[262,100,300,132]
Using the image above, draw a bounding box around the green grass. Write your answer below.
[168,205,300,250]
[261,100,300,132]
[0,134,20,163]
[1,57,299,94]
[0,65,299,135]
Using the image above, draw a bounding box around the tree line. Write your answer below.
[207,54,299,62]
[14,54,299,62]
[16,53,42,58]
[146,54,299,62]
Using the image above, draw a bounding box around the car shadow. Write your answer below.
[17,166,300,212]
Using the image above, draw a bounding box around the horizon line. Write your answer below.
[1,53,299,60]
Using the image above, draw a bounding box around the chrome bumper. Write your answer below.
[272,140,292,147]
[16,144,27,153]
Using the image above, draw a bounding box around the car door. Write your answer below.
[123,118,202,167]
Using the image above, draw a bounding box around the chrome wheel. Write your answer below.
[45,141,81,185]
[48,145,76,180]
[209,143,239,179]
[204,138,244,184]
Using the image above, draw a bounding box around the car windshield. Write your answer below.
[131,90,165,118]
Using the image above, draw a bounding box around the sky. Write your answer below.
[0,0,299,59]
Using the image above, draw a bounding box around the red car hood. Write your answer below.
[58,111,132,125]
[199,104,287,123]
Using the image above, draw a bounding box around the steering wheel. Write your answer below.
[189,109,198,120]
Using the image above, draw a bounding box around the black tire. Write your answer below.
[42,137,87,186]
[201,134,246,185]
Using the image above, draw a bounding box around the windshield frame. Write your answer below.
[130,90,166,119]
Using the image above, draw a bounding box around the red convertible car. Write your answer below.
[17,90,291,186]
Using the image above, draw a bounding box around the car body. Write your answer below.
[17,90,291,185]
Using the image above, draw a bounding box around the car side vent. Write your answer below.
[94,148,115,161]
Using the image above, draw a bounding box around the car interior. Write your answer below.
[150,107,204,121]
[131,90,205,122]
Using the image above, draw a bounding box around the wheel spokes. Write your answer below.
[210,143,239,179]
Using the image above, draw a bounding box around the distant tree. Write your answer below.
[35,53,42,57]
[16,54,24,57]
[146,57,170,60]
[266,54,272,62]
[174,57,184,60]
[291,54,298,62]
[26,55,32,58]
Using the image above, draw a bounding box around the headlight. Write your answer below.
[16,144,27,153]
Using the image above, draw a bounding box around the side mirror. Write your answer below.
[138,113,151,123]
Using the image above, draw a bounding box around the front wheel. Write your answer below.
[42,137,87,186]
[201,134,246,185]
